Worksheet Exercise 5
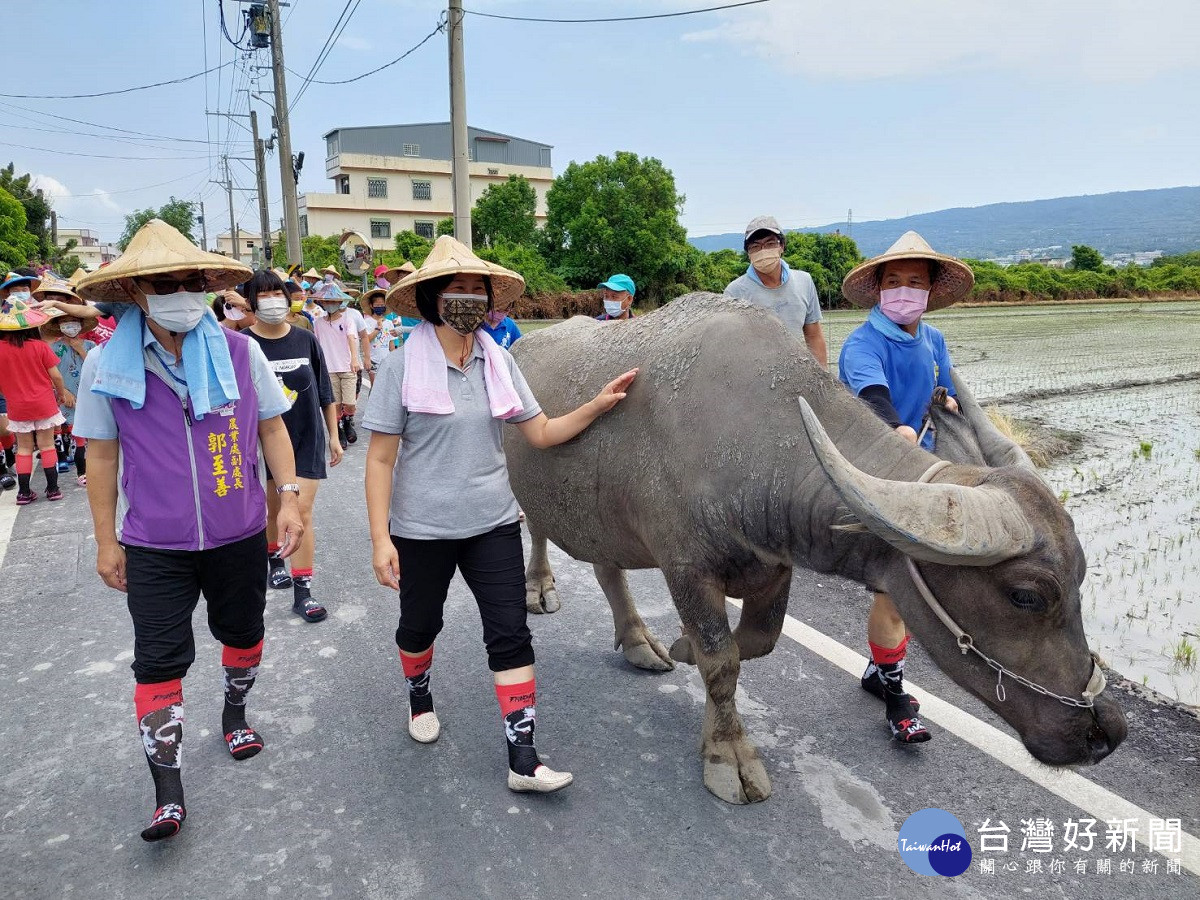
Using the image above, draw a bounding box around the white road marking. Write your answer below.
[726,598,1200,876]
[0,494,18,571]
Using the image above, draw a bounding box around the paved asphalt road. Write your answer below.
[1,424,1197,899]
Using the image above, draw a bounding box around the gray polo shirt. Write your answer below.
[362,339,542,540]
[724,262,822,337]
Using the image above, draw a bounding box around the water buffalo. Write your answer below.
[505,294,1126,804]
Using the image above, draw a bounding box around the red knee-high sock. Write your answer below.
[134,680,186,828]
[0,433,14,451]
[496,679,541,775]
[14,452,33,475]
[869,636,908,666]
[267,542,281,555]
[400,646,434,717]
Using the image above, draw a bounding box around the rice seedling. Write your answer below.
[1170,636,1197,670]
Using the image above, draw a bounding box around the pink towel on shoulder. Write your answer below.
[402,320,524,420]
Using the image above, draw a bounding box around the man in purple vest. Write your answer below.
[73,220,304,843]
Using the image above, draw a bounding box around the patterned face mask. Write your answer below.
[440,292,488,335]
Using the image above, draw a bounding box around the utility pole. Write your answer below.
[199,201,208,251]
[250,109,273,264]
[267,0,302,265]
[448,0,471,245]
[224,156,239,262]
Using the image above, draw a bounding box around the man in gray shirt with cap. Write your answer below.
[724,215,828,367]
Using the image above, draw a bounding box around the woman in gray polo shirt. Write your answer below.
[363,237,636,794]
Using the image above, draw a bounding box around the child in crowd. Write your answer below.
[0,294,74,504]
[35,279,101,486]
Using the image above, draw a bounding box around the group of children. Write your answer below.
[0,270,106,505]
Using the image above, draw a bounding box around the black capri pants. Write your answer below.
[124,530,268,683]
[392,521,534,672]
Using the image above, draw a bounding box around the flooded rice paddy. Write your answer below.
[828,301,1200,707]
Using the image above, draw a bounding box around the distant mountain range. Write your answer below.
[689,186,1200,259]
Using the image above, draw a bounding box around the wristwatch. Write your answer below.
[276,483,300,496]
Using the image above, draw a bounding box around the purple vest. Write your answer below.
[112,330,265,551]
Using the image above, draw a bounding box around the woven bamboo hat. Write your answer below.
[320,264,340,279]
[361,287,387,306]
[37,284,100,338]
[0,297,62,331]
[386,236,524,319]
[380,260,416,285]
[302,267,320,280]
[75,219,253,303]
[67,268,89,287]
[841,231,974,310]
[32,278,84,303]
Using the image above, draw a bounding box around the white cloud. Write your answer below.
[683,0,1200,82]
[31,174,126,242]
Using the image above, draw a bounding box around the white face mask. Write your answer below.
[603,299,625,318]
[147,291,211,333]
[60,321,83,338]
[255,292,289,325]
[749,246,782,274]
[223,304,246,322]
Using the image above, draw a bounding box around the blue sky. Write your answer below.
[10,0,1198,244]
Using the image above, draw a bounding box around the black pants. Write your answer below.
[124,530,268,683]
[393,521,533,673]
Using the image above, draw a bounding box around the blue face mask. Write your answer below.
[8,289,31,302]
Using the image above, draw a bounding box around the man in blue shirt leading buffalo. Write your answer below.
[837,230,975,747]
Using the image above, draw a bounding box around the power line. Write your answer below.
[0,62,234,100]
[283,18,445,86]
[288,0,364,111]
[0,141,211,161]
[463,0,772,23]
[0,100,244,146]
[47,167,215,199]
[218,0,252,48]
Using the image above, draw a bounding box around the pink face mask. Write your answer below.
[375,276,389,289]
[879,286,929,325]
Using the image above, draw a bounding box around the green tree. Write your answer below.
[473,175,538,250]
[394,230,433,266]
[436,217,455,238]
[783,232,864,304]
[1070,244,1104,272]
[0,186,39,270]
[476,241,567,296]
[542,152,690,304]
[119,196,197,250]
[0,163,53,261]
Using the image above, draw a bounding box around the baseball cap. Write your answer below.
[374,264,389,278]
[597,273,636,296]
[744,215,784,243]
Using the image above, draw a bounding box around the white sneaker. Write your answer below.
[507,764,573,793]
[407,708,440,744]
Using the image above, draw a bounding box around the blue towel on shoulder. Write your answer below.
[90,306,240,419]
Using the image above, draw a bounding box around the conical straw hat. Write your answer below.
[76,219,252,303]
[386,236,524,319]
[361,287,387,306]
[841,230,974,310]
[67,267,89,287]
[39,293,101,339]
[0,297,62,331]
[302,268,320,280]
[32,278,84,303]
[381,261,416,284]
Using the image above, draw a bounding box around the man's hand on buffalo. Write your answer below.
[895,424,919,444]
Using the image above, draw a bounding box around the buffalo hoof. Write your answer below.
[702,736,771,804]
[669,636,695,665]
[525,578,561,615]
[619,627,675,672]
